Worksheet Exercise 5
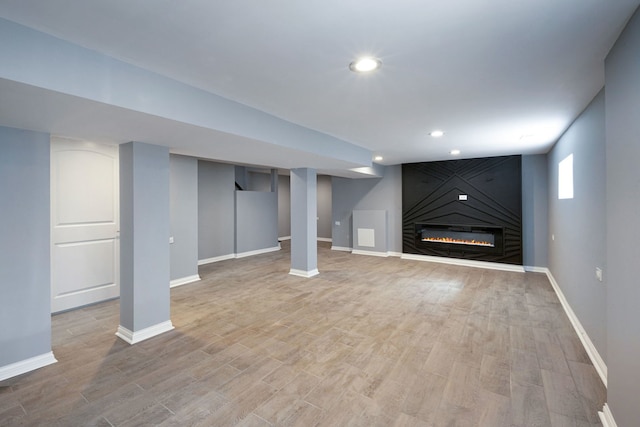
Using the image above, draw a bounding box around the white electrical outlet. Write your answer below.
[596,267,603,282]
[169,236,174,244]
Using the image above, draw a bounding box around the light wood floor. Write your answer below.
[1,242,606,426]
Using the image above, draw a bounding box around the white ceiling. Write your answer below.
[0,0,638,170]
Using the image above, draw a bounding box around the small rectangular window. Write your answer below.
[558,153,574,199]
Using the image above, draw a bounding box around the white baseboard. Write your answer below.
[115,320,174,345]
[331,246,352,252]
[352,249,389,257]
[289,268,320,278]
[0,351,57,381]
[401,253,525,273]
[278,236,291,241]
[599,404,617,427]
[544,268,608,387]
[235,246,280,259]
[524,265,548,273]
[198,253,235,265]
[388,251,403,258]
[317,237,332,243]
[170,274,201,288]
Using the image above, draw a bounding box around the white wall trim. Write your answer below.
[388,251,403,258]
[544,268,608,387]
[115,320,175,345]
[235,246,280,259]
[0,351,57,381]
[599,404,618,427]
[169,274,201,288]
[317,237,332,242]
[198,253,235,265]
[289,268,320,278]
[401,253,526,273]
[352,249,389,257]
[278,236,291,241]
[524,265,549,273]
[331,246,352,252]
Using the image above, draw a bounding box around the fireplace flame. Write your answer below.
[421,237,494,247]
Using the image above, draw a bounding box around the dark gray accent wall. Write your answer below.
[170,155,198,281]
[0,126,51,366]
[198,160,235,260]
[119,142,171,331]
[317,175,332,240]
[332,165,402,253]
[522,154,548,268]
[235,191,279,254]
[278,175,291,238]
[402,156,523,264]
[547,90,606,362]
[605,8,640,425]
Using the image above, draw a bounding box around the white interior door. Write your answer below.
[51,138,119,313]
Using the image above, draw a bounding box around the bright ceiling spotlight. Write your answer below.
[374,155,383,161]
[430,130,445,137]
[349,57,382,73]
[450,149,461,155]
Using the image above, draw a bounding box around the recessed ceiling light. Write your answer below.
[374,155,383,162]
[349,57,382,73]
[450,149,461,155]
[430,130,445,137]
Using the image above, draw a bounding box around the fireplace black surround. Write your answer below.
[402,156,522,264]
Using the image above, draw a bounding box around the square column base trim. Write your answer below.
[0,351,57,381]
[289,268,319,278]
[599,404,617,427]
[116,320,174,345]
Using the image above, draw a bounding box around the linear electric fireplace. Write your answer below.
[415,223,504,256]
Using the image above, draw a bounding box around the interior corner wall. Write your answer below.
[604,6,640,425]
[278,175,291,238]
[198,160,235,260]
[547,89,607,361]
[170,155,198,281]
[0,126,52,366]
[522,154,548,268]
[317,175,332,240]
[235,191,279,255]
[332,165,402,252]
[247,171,272,192]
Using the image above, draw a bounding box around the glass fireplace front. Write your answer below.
[415,223,504,255]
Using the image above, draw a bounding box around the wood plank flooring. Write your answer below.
[0,242,606,426]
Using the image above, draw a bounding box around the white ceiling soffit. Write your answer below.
[0,0,639,169]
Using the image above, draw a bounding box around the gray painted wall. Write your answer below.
[547,91,607,359]
[198,160,235,260]
[119,141,171,331]
[604,8,640,425]
[522,154,549,268]
[235,191,279,254]
[332,165,402,253]
[353,210,388,253]
[317,175,332,240]
[278,174,332,240]
[247,171,272,192]
[170,155,198,281]
[278,175,291,238]
[0,126,51,366]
